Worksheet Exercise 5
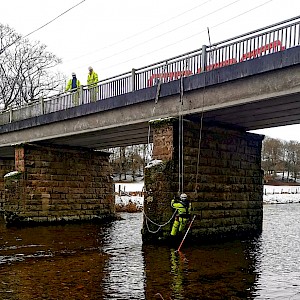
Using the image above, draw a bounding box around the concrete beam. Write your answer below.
[0,47,299,152]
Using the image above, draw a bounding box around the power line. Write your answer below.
[72,0,242,70]
[0,0,86,55]
[210,0,273,32]
[23,0,87,39]
[64,0,214,63]
[99,0,274,72]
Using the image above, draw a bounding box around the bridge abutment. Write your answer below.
[142,118,264,243]
[2,144,115,225]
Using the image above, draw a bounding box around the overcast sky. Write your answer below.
[1,0,300,141]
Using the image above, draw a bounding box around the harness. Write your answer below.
[175,200,190,219]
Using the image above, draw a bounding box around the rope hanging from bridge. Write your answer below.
[178,111,183,194]
[194,28,210,194]
[155,64,167,104]
[194,74,206,194]
[178,58,188,195]
[143,57,202,234]
[143,61,185,234]
[143,41,209,234]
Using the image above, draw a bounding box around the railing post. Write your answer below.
[80,85,84,104]
[9,106,12,123]
[131,68,136,92]
[201,44,207,73]
[40,97,44,114]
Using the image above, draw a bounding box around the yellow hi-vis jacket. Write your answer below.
[87,71,98,87]
[171,199,191,218]
[65,79,81,92]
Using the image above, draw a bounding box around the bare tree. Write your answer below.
[261,136,300,182]
[0,23,65,109]
[107,144,153,181]
[284,140,300,182]
[0,23,20,55]
[261,137,283,176]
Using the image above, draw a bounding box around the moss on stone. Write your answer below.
[149,117,177,128]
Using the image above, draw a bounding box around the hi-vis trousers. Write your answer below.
[171,216,189,236]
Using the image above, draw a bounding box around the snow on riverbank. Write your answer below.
[113,182,300,207]
[115,195,144,209]
[263,185,300,204]
[114,182,144,208]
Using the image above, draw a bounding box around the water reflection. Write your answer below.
[0,205,300,299]
[102,213,145,299]
[143,240,258,300]
[252,204,300,299]
[170,250,187,300]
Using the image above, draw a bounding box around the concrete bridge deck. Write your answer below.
[1,16,300,159]
[0,45,299,158]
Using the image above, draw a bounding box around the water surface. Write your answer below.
[0,204,300,299]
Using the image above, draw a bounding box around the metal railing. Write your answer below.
[0,16,299,126]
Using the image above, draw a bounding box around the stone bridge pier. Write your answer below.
[0,144,115,225]
[142,118,264,244]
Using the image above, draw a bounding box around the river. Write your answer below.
[0,204,300,300]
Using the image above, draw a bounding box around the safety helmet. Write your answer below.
[180,193,187,200]
[72,72,76,76]
[88,66,93,71]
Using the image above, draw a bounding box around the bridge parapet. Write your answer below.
[0,16,299,126]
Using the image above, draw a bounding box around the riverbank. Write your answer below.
[114,182,300,208]
[264,185,300,204]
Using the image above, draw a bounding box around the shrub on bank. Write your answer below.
[115,201,142,213]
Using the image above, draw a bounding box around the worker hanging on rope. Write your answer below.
[170,193,191,236]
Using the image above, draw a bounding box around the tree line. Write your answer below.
[262,137,300,182]
[107,144,153,181]
[107,137,300,183]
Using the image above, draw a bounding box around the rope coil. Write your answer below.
[143,209,177,234]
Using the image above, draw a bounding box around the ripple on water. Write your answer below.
[102,213,145,300]
[0,206,300,299]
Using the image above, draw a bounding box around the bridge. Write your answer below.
[0,16,299,158]
[0,16,300,242]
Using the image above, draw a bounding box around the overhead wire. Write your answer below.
[7,0,274,77]
[96,0,274,73]
[75,0,243,68]
[0,0,87,55]
[65,0,214,63]
[23,0,87,39]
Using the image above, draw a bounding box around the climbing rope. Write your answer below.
[147,122,153,159]
[143,58,193,234]
[178,58,189,194]
[178,111,182,194]
[194,82,205,194]
[195,30,211,194]
[155,63,167,104]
